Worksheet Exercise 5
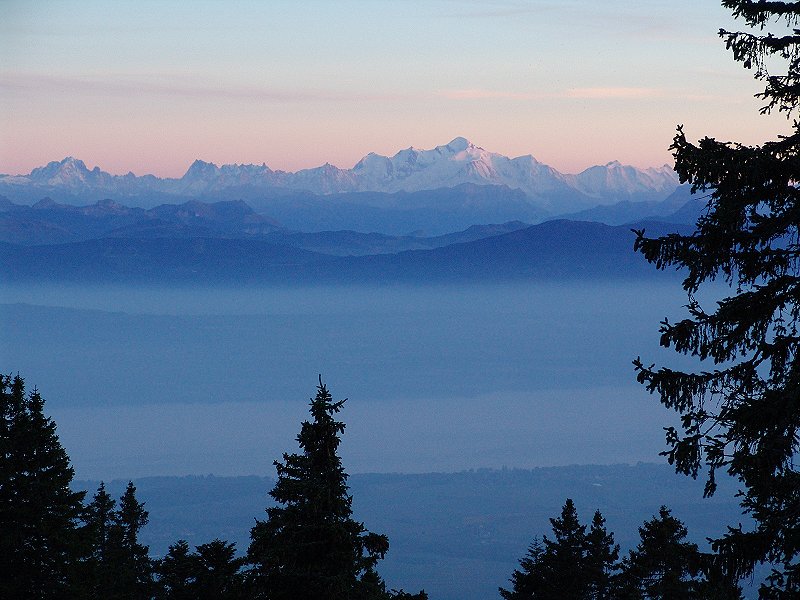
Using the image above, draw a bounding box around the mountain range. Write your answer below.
[0,138,699,283]
[0,196,533,254]
[0,216,690,285]
[0,138,679,215]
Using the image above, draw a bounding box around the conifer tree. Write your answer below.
[541,499,589,599]
[157,540,197,600]
[78,481,154,599]
[247,378,415,600]
[633,1,800,593]
[0,373,85,599]
[157,538,246,600]
[110,481,154,598]
[500,499,618,600]
[499,540,548,600]
[616,507,701,600]
[77,483,119,598]
[193,539,246,600]
[584,511,619,600]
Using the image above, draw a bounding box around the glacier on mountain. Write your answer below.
[0,138,679,213]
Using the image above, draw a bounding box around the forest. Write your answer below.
[0,375,746,599]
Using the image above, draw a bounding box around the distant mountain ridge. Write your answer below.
[0,218,690,285]
[244,183,550,235]
[0,196,532,253]
[551,185,698,225]
[0,197,282,246]
[0,193,700,255]
[0,138,679,213]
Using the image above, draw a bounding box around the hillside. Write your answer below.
[0,219,689,284]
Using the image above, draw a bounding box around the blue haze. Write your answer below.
[1,281,705,480]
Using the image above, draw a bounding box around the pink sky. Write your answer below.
[0,1,787,177]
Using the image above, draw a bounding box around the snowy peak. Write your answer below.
[3,140,679,213]
[444,136,471,152]
[174,160,284,195]
[182,159,220,181]
[572,160,679,199]
[353,152,391,173]
[24,157,125,191]
[29,157,92,186]
[351,137,570,200]
[182,160,278,182]
[430,136,475,155]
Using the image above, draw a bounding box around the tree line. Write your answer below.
[0,372,753,599]
[500,500,741,599]
[0,374,427,600]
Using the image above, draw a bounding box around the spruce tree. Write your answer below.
[584,511,619,600]
[157,538,245,600]
[193,539,246,600]
[78,481,154,599]
[500,500,618,600]
[247,378,400,600]
[157,540,197,600]
[616,507,701,600]
[77,483,119,598]
[0,373,85,599]
[112,481,155,599]
[499,539,547,600]
[632,1,800,593]
[541,499,589,599]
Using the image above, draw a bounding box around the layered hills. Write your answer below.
[0,194,692,285]
[0,138,699,284]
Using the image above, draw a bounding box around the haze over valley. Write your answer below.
[0,137,704,482]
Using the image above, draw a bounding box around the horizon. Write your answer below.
[3,136,676,179]
[1,1,790,178]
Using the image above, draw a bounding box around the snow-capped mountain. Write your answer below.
[0,138,679,213]
[170,160,274,195]
[18,157,155,196]
[569,160,677,199]
[28,157,115,189]
[156,159,359,196]
[352,137,576,201]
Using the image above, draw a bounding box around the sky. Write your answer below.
[0,0,791,177]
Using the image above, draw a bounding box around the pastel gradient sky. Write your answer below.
[0,0,790,177]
